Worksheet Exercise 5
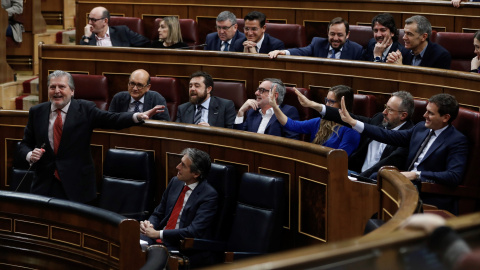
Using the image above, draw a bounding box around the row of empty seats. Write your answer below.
[109,16,476,72]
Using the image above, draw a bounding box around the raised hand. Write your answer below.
[338,96,357,127]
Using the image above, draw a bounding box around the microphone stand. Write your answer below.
[15,143,45,192]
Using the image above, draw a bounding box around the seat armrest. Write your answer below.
[180,238,227,251]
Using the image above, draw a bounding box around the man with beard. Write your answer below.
[386,15,451,69]
[362,13,408,62]
[294,90,415,178]
[268,17,363,60]
[176,71,236,128]
[234,78,300,140]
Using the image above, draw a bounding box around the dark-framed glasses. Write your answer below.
[325,98,337,104]
[256,87,270,94]
[88,17,105,23]
[128,82,147,90]
[384,104,405,114]
[216,24,235,31]
[244,27,260,32]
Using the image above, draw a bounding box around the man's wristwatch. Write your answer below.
[82,35,91,41]
[374,56,382,62]
[415,171,421,180]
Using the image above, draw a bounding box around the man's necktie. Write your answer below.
[194,105,203,124]
[53,109,63,180]
[407,130,435,171]
[223,42,229,51]
[164,185,190,230]
[330,49,338,59]
[133,100,141,113]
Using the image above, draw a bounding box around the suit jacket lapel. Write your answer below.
[185,103,195,123]
[208,97,219,125]
[39,103,53,152]
[340,40,349,59]
[58,99,80,155]
[419,126,450,164]
[109,27,119,46]
[180,181,205,227]
[143,92,152,111]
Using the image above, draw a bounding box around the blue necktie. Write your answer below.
[330,49,338,59]
[194,105,203,124]
[223,42,229,51]
[133,100,141,112]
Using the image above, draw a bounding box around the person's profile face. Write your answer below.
[216,20,237,41]
[48,76,74,109]
[244,19,265,43]
[176,155,199,184]
[382,96,405,129]
[403,22,425,51]
[423,102,449,130]
[328,23,349,49]
[158,21,169,40]
[474,38,480,59]
[255,80,272,109]
[325,91,339,108]
[189,76,211,104]
[88,8,107,34]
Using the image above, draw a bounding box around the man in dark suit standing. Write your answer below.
[234,78,300,140]
[204,11,245,52]
[232,11,285,54]
[18,70,164,203]
[176,71,236,128]
[80,6,150,47]
[339,93,468,214]
[140,148,218,265]
[363,13,409,62]
[109,69,170,121]
[268,17,363,60]
[386,15,451,69]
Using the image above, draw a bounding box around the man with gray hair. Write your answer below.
[234,78,300,139]
[204,11,245,51]
[386,15,451,69]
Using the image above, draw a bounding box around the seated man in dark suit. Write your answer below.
[80,6,150,47]
[339,93,469,215]
[234,78,300,140]
[109,69,170,121]
[204,11,245,52]
[386,15,451,69]
[232,11,285,54]
[362,13,408,63]
[140,148,218,264]
[268,17,363,60]
[176,71,236,128]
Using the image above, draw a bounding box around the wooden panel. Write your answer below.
[0,9,14,83]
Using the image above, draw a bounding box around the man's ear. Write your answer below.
[442,114,451,124]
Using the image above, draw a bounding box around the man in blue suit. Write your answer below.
[204,11,245,51]
[109,69,170,121]
[339,93,468,214]
[386,15,451,69]
[268,17,363,60]
[232,11,285,53]
[176,71,236,128]
[140,148,218,263]
[80,6,150,47]
[234,78,300,140]
[362,13,408,62]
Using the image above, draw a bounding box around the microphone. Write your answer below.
[177,43,207,49]
[15,143,46,192]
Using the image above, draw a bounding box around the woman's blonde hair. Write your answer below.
[159,16,183,45]
[312,85,354,145]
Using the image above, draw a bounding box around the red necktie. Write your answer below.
[53,109,63,180]
[156,185,190,243]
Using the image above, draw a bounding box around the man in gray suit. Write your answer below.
[109,69,170,121]
[176,71,236,128]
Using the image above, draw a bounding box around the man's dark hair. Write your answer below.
[328,17,349,34]
[474,30,480,41]
[181,148,211,181]
[330,85,354,111]
[405,15,432,40]
[392,91,414,120]
[190,71,214,91]
[217,11,237,25]
[371,13,398,42]
[428,93,459,124]
[244,11,266,27]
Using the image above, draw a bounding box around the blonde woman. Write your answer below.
[269,85,360,156]
[152,16,188,49]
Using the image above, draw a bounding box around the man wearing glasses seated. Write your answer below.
[204,11,245,52]
[80,6,150,47]
[109,69,170,121]
[232,11,285,54]
[234,78,300,139]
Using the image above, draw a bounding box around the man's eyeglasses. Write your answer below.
[216,24,235,31]
[256,87,270,94]
[128,82,148,90]
[88,17,105,23]
[244,27,260,32]
[384,104,405,114]
[325,98,337,104]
